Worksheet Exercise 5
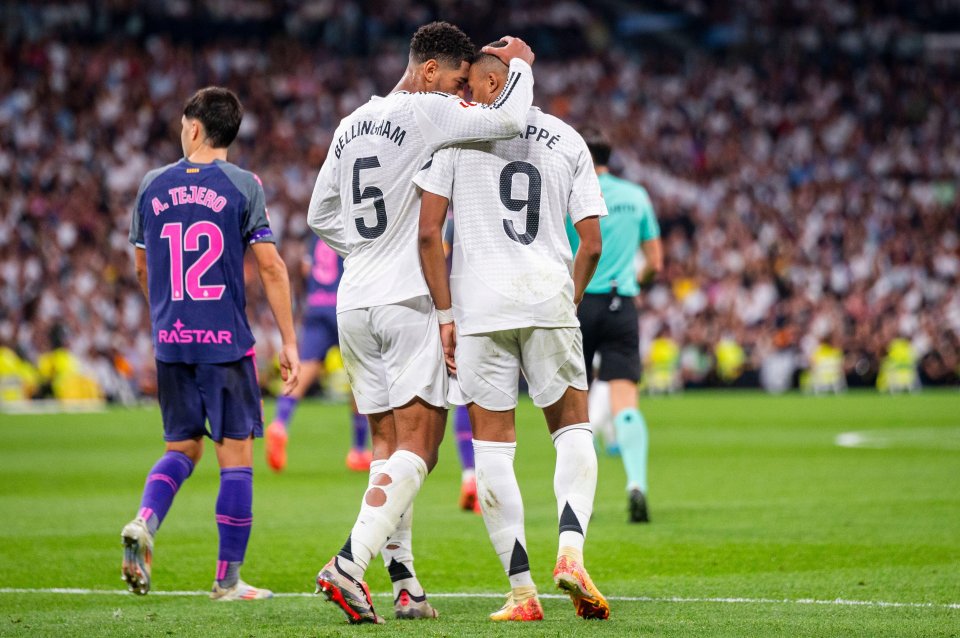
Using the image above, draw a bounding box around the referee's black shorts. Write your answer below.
[577,292,640,383]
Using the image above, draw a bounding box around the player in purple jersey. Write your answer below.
[265,234,373,473]
[122,87,300,601]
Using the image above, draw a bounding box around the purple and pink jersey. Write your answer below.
[303,234,342,319]
[129,158,275,364]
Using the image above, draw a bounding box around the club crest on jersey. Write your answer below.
[158,319,233,345]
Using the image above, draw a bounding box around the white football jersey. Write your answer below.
[308,60,534,313]
[413,107,607,335]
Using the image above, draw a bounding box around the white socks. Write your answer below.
[368,460,422,597]
[473,439,534,589]
[338,450,427,576]
[552,423,597,553]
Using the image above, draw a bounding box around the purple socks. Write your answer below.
[454,405,474,471]
[138,451,194,535]
[352,412,369,450]
[274,396,298,428]
[216,467,253,588]
[137,455,253,590]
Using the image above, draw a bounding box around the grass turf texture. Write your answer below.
[0,390,958,637]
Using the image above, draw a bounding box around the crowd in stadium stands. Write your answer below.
[1,0,958,402]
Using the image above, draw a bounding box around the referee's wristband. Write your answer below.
[436,307,455,324]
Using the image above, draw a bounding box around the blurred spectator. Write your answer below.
[801,338,846,394]
[877,337,921,393]
[643,330,681,394]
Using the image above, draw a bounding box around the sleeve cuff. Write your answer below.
[509,58,532,75]
[247,228,276,244]
[413,175,451,200]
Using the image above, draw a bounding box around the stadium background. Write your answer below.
[0,3,958,637]
[1,0,959,403]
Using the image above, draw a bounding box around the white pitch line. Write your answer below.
[0,588,957,609]
[835,426,960,450]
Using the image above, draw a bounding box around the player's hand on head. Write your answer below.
[440,322,457,375]
[279,344,301,395]
[483,36,535,66]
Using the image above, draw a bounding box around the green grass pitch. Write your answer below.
[1,390,958,637]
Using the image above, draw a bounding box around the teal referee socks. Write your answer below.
[614,408,648,493]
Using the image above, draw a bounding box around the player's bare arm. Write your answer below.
[134,247,149,301]
[639,237,663,285]
[572,217,602,305]
[418,190,457,374]
[251,242,301,394]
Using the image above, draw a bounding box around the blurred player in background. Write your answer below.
[442,214,481,513]
[567,126,663,523]
[417,42,608,622]
[122,87,300,600]
[265,234,372,473]
[308,23,536,624]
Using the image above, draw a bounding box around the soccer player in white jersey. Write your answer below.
[307,22,536,624]
[416,42,608,622]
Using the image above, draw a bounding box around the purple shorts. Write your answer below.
[156,352,263,442]
[300,311,339,362]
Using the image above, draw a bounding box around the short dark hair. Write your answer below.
[580,125,612,166]
[472,40,508,70]
[410,21,475,68]
[183,87,243,149]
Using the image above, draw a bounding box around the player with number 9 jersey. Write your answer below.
[415,44,608,622]
[413,110,605,336]
[130,159,273,364]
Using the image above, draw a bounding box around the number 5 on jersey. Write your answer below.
[353,156,388,239]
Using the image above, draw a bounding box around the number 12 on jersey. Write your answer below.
[159,221,225,301]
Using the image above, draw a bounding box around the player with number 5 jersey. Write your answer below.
[308,43,535,314]
[307,22,536,625]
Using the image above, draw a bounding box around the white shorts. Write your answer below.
[337,295,447,414]
[453,327,587,411]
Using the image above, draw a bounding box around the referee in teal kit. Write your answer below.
[566,126,662,523]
